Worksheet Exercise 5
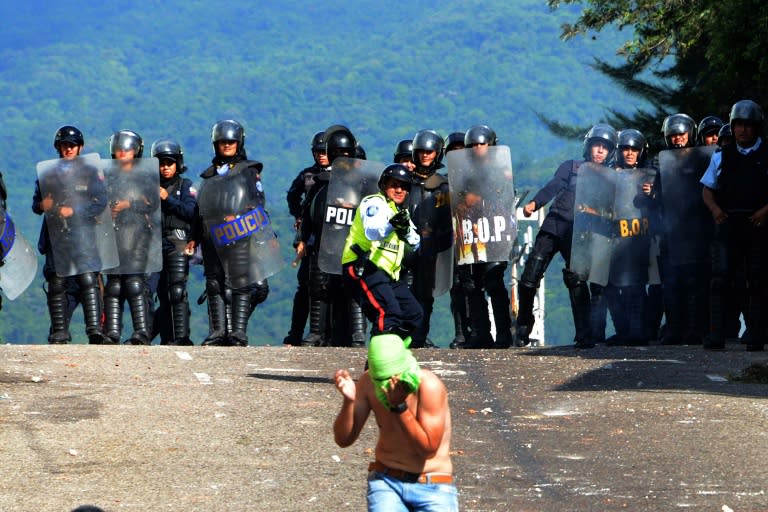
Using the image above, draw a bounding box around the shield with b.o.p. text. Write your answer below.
[447,145,516,265]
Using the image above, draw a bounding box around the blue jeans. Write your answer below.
[367,471,459,512]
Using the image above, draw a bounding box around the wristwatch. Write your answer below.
[390,402,408,414]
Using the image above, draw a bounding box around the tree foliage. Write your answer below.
[547,0,768,150]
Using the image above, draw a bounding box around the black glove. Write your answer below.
[389,209,412,241]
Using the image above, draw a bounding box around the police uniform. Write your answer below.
[284,162,326,345]
[32,158,108,344]
[516,159,592,346]
[342,192,423,338]
[155,173,196,345]
[701,137,768,351]
[191,158,270,347]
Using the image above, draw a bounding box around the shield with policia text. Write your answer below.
[447,145,516,265]
[318,157,383,274]
[0,205,38,300]
[101,158,162,274]
[570,162,615,285]
[197,169,284,285]
[658,145,715,266]
[36,153,119,276]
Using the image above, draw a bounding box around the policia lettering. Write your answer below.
[457,215,513,244]
[0,213,16,257]
[325,205,355,226]
[210,206,269,247]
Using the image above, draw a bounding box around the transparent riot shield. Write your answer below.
[412,179,454,297]
[102,158,162,274]
[658,146,715,266]
[36,153,119,276]
[571,162,615,286]
[447,145,516,265]
[0,206,38,300]
[318,157,383,274]
[197,169,284,285]
[609,168,654,287]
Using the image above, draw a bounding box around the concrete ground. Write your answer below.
[1,343,766,512]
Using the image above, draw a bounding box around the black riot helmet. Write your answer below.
[717,124,733,147]
[662,113,696,148]
[617,129,647,168]
[211,119,246,158]
[464,125,497,146]
[151,138,186,173]
[54,125,85,153]
[355,145,367,160]
[411,129,444,175]
[311,131,326,153]
[323,125,357,163]
[109,129,144,158]
[393,139,414,163]
[729,99,764,131]
[378,163,412,192]
[444,132,466,153]
[582,123,617,164]
[697,116,724,145]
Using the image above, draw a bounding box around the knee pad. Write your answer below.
[562,268,585,289]
[104,277,121,299]
[75,272,99,290]
[520,254,548,289]
[205,278,222,297]
[47,274,67,296]
[250,280,269,306]
[123,276,145,299]
[169,283,187,304]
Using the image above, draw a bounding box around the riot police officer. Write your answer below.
[701,99,768,351]
[517,123,618,348]
[653,113,712,345]
[393,139,415,172]
[102,130,161,345]
[443,131,470,348]
[186,120,270,346]
[341,163,423,342]
[283,131,330,346]
[32,125,108,344]
[452,125,515,348]
[299,125,366,346]
[403,129,449,348]
[698,116,724,146]
[600,129,654,345]
[151,139,196,346]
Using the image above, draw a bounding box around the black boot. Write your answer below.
[348,300,367,348]
[301,299,329,346]
[46,276,71,344]
[126,279,151,345]
[102,277,122,344]
[568,280,593,349]
[229,290,251,347]
[77,272,105,345]
[202,291,230,346]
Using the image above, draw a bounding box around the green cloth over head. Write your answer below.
[368,334,421,409]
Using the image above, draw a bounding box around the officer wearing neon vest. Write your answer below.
[342,164,423,344]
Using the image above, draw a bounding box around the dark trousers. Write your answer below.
[343,262,423,336]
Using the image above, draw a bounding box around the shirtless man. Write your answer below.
[333,334,458,511]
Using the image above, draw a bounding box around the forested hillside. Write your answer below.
[0,0,648,345]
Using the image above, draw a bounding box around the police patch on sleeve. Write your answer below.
[366,205,379,217]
